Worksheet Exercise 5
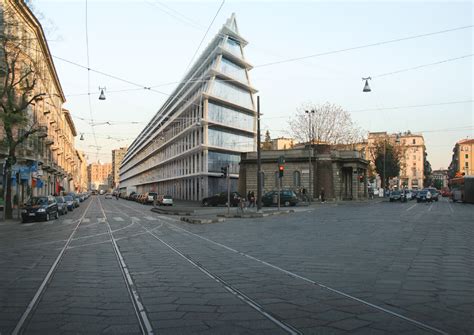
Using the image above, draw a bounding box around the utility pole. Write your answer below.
[256,96,262,212]
[383,139,386,191]
[227,165,230,215]
[305,110,315,202]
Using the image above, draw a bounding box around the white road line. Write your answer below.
[406,204,417,211]
[447,200,454,213]
[98,218,106,223]
[63,219,73,224]
[83,218,90,223]
[428,203,433,212]
[144,216,156,221]
[113,217,124,221]
[130,217,141,221]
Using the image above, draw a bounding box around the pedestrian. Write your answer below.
[250,191,255,208]
[247,191,252,207]
[320,187,325,203]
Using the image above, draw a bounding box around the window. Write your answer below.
[465,154,469,159]
[212,80,253,109]
[208,102,254,131]
[220,58,247,82]
[412,139,416,144]
[225,37,242,58]
[466,162,469,167]
[207,151,240,174]
[293,171,301,187]
[208,128,254,151]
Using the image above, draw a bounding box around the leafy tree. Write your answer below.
[1,7,46,219]
[423,151,432,187]
[289,102,363,144]
[262,130,272,150]
[372,142,401,189]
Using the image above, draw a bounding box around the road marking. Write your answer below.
[144,216,156,221]
[113,217,124,222]
[98,218,106,223]
[428,203,433,212]
[447,200,454,213]
[83,218,90,223]
[130,217,141,221]
[406,204,417,211]
[63,219,73,224]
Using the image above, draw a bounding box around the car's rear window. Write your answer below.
[55,197,64,203]
[164,195,172,199]
[64,196,73,201]
[149,192,157,196]
[27,197,47,205]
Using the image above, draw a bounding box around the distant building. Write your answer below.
[239,145,369,201]
[366,131,425,189]
[270,137,295,150]
[73,150,88,192]
[448,139,474,177]
[111,147,128,189]
[87,162,112,190]
[432,169,448,189]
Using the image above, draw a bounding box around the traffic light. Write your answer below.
[221,166,227,178]
[279,165,284,178]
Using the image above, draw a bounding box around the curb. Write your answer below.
[180,217,225,224]
[217,209,294,218]
[151,208,192,216]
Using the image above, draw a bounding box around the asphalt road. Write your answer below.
[0,196,472,334]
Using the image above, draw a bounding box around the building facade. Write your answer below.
[367,131,425,189]
[111,147,127,189]
[73,150,88,192]
[448,139,474,177]
[270,137,295,150]
[87,162,112,191]
[431,169,448,189]
[0,0,80,203]
[119,14,257,200]
[239,145,369,201]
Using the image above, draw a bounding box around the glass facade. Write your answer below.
[208,128,254,152]
[220,58,247,83]
[225,37,242,58]
[208,102,254,131]
[208,151,240,174]
[212,80,253,109]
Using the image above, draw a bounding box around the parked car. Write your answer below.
[262,190,298,207]
[146,192,158,204]
[157,195,173,206]
[389,190,406,202]
[21,196,58,222]
[441,187,451,197]
[426,188,439,201]
[202,192,241,207]
[64,195,75,211]
[55,196,68,215]
[404,190,413,200]
[71,194,80,208]
[416,189,433,203]
[105,193,113,199]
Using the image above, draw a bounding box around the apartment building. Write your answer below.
[0,0,80,200]
[87,162,112,191]
[120,14,257,200]
[449,138,474,177]
[111,147,127,189]
[367,131,425,189]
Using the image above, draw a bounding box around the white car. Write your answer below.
[105,193,113,199]
[158,195,173,206]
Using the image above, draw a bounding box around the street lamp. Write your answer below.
[362,77,372,92]
[305,109,315,202]
[98,87,106,100]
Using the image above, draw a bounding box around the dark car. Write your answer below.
[202,192,241,207]
[389,190,407,202]
[262,190,298,207]
[416,189,433,203]
[64,195,75,211]
[426,188,439,201]
[21,196,58,222]
[55,196,68,215]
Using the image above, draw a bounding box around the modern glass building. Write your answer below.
[119,14,257,200]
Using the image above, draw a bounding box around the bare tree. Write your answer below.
[288,102,364,145]
[1,6,46,219]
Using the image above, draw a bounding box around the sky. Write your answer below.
[32,0,473,170]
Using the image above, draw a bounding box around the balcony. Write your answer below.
[36,125,48,138]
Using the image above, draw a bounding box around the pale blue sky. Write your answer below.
[34,0,473,169]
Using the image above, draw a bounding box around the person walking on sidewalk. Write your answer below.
[320,187,325,203]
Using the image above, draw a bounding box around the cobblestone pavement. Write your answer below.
[0,196,472,334]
